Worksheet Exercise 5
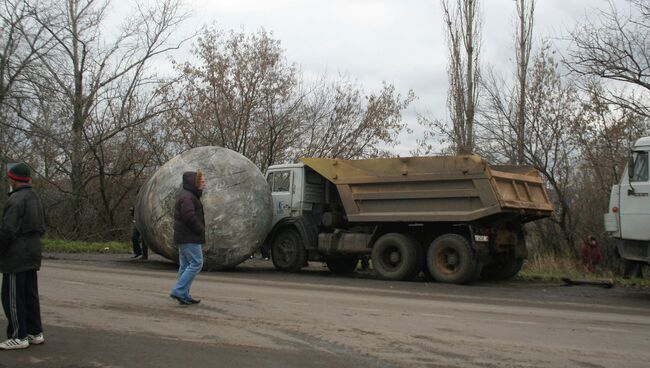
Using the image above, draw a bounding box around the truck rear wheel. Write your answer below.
[500,257,523,279]
[371,233,420,281]
[482,256,523,280]
[326,256,359,274]
[427,234,477,284]
[271,228,306,272]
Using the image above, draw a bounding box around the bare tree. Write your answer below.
[0,0,56,211]
[441,0,481,154]
[161,27,304,171]
[0,0,41,108]
[473,0,535,164]
[297,78,414,160]
[524,48,582,253]
[514,0,535,164]
[28,0,189,235]
[569,83,648,243]
[567,0,650,118]
[164,28,414,169]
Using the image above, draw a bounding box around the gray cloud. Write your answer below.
[166,0,623,155]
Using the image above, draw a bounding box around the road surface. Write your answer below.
[2,253,650,368]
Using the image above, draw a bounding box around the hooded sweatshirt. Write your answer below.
[173,172,205,244]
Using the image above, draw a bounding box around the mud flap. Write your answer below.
[268,216,318,252]
[515,231,528,259]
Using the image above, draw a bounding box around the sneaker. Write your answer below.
[0,338,29,350]
[187,298,201,304]
[170,294,192,305]
[27,333,45,345]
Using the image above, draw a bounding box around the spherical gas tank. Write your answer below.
[135,146,272,269]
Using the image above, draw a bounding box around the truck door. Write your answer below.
[620,151,650,240]
[267,170,293,228]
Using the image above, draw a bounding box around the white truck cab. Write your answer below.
[604,136,650,265]
[265,163,325,228]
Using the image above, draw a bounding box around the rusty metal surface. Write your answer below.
[487,167,553,213]
[301,155,553,223]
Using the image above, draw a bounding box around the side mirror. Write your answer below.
[628,154,635,179]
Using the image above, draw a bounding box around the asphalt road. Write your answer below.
[2,253,650,368]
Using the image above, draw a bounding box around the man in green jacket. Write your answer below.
[0,163,46,350]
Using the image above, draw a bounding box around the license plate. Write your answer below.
[474,235,489,242]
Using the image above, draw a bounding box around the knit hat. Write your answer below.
[7,162,31,182]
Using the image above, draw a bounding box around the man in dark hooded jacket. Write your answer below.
[169,170,206,305]
[0,163,45,350]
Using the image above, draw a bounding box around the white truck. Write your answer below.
[604,136,650,269]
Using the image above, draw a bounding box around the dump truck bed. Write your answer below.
[301,155,553,223]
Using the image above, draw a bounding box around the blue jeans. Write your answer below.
[171,243,203,300]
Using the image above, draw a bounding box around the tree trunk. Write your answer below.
[463,0,476,155]
[515,0,534,164]
[70,0,84,235]
[71,94,84,233]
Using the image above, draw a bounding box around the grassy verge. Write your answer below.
[518,271,650,288]
[520,252,650,288]
[43,238,131,254]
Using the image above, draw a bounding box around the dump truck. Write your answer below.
[604,136,650,271]
[264,155,553,284]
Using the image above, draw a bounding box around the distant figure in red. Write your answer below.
[581,236,602,273]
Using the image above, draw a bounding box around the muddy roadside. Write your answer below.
[43,252,650,312]
[6,252,648,368]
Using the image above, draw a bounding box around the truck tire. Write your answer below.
[427,233,477,284]
[326,256,359,274]
[371,233,420,281]
[501,257,523,279]
[271,228,306,272]
[481,256,524,280]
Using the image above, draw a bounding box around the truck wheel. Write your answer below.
[326,256,359,274]
[427,234,477,284]
[501,257,523,279]
[470,261,485,282]
[271,229,306,272]
[371,233,420,281]
[482,257,524,280]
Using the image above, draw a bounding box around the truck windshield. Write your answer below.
[631,151,649,182]
[269,171,291,192]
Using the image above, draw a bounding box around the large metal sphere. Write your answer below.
[135,146,272,269]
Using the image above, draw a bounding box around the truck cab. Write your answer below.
[265,163,339,273]
[605,136,650,265]
[265,163,325,228]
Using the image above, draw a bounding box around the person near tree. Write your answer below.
[129,206,148,260]
[581,236,602,273]
[0,163,46,350]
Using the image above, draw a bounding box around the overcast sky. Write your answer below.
[162,0,623,155]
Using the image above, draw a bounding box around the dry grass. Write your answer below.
[523,252,583,277]
[520,252,650,288]
[43,238,131,253]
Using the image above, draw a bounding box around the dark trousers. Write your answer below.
[261,243,270,259]
[1,270,43,339]
[132,226,143,256]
